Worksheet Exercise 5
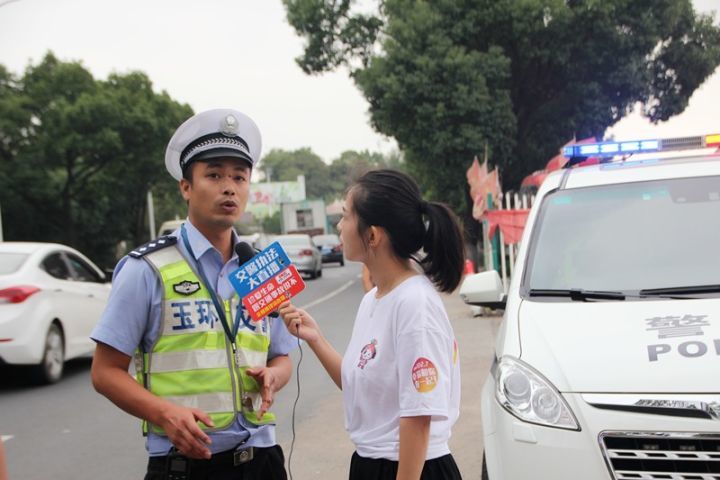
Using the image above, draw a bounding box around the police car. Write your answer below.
[460,134,720,480]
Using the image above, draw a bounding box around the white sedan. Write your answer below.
[274,234,323,279]
[0,242,110,383]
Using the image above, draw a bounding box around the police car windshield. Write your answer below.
[524,175,720,296]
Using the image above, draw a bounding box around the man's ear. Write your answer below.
[179,179,191,201]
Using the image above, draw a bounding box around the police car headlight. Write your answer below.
[494,356,579,430]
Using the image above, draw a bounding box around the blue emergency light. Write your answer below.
[563,134,720,160]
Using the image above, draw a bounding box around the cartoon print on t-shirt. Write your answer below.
[358,339,378,369]
[412,357,439,392]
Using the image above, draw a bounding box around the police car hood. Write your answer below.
[518,298,720,393]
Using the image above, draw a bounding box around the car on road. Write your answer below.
[0,242,110,383]
[312,233,344,266]
[157,219,185,237]
[459,134,720,480]
[274,234,323,279]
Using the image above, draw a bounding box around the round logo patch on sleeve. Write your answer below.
[411,357,438,393]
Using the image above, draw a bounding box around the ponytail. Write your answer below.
[420,201,465,293]
[350,169,465,293]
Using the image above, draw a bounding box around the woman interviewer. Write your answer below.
[279,169,464,480]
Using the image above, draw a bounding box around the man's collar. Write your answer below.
[180,219,240,263]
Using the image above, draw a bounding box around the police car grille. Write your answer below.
[601,433,720,480]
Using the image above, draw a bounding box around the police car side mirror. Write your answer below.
[459,270,506,310]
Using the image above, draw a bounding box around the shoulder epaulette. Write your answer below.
[128,236,178,258]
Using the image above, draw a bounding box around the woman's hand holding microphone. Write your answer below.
[278,301,321,344]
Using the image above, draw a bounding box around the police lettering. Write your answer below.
[647,339,720,362]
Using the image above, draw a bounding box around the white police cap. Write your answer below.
[165,108,262,181]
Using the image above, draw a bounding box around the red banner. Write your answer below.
[242,264,306,321]
[466,156,501,220]
[485,209,530,245]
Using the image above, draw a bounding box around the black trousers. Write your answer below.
[349,451,463,480]
[144,445,287,480]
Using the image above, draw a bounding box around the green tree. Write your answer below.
[258,147,331,200]
[283,0,720,200]
[257,147,404,205]
[327,149,407,200]
[0,53,192,267]
[261,210,282,234]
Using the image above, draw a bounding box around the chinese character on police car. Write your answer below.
[645,314,709,339]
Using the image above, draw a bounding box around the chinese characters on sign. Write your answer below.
[229,242,291,298]
[229,241,306,322]
[241,264,305,321]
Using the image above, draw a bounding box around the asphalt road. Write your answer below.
[0,260,499,479]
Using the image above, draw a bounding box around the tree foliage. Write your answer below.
[0,53,192,267]
[283,0,720,203]
[258,147,403,202]
[259,147,331,200]
[328,148,406,195]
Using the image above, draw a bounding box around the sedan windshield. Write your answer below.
[0,253,29,274]
[524,175,720,294]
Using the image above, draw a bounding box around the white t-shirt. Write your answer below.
[341,274,461,460]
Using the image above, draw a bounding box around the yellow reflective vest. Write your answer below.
[133,245,275,435]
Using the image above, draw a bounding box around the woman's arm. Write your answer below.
[279,302,344,389]
[397,415,431,480]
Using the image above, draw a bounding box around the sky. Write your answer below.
[0,0,718,173]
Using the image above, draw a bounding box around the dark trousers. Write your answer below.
[349,451,463,480]
[144,445,287,480]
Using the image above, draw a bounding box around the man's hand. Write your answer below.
[157,403,214,459]
[91,342,215,459]
[245,366,278,419]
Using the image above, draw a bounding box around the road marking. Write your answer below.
[299,277,358,311]
[1,435,13,443]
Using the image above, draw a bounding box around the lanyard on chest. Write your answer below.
[180,225,248,358]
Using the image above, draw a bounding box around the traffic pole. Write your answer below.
[147,190,156,240]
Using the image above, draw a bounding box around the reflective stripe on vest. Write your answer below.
[135,246,276,435]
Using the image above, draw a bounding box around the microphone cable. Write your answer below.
[288,324,302,480]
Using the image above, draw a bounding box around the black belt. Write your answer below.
[148,446,255,472]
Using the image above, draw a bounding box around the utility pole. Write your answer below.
[147,190,156,240]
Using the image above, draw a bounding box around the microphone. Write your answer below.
[233,241,280,318]
[235,241,256,266]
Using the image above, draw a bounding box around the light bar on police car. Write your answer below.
[563,134,720,159]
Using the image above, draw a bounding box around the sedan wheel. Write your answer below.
[33,323,64,384]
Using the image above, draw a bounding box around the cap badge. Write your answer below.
[221,114,239,136]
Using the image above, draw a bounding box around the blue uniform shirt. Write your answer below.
[91,220,297,456]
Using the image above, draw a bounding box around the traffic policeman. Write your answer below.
[91,108,296,480]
